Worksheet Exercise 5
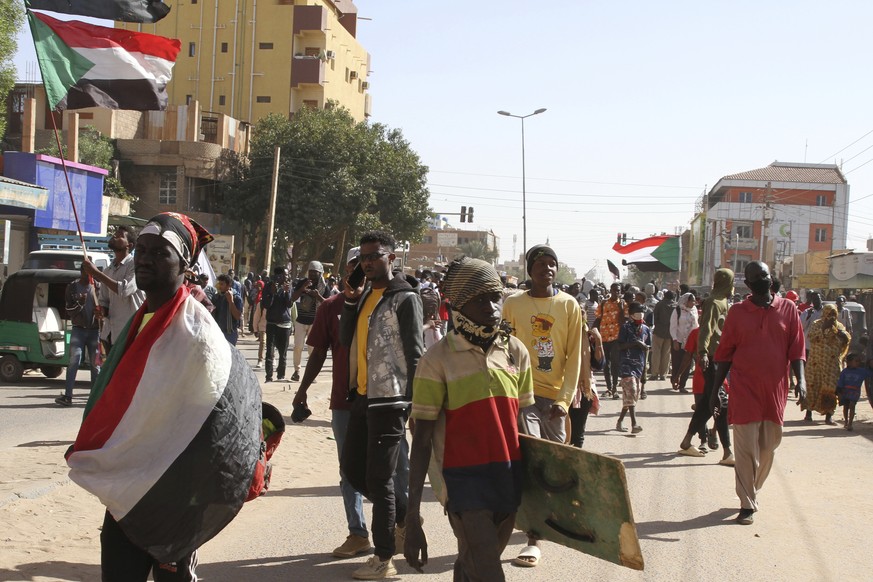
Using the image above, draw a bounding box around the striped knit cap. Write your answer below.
[442,257,503,311]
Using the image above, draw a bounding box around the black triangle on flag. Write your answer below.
[26,0,171,23]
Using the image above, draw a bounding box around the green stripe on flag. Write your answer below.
[650,237,680,271]
[27,11,95,110]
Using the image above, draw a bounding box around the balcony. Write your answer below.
[291,57,324,88]
[293,5,327,36]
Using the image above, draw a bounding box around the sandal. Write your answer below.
[678,446,705,457]
[707,428,718,450]
[513,545,541,567]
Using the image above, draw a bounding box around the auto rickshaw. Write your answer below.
[0,268,81,382]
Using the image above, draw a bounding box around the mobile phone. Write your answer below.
[347,263,365,288]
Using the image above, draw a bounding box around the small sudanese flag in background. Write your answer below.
[27,11,180,111]
[612,235,681,273]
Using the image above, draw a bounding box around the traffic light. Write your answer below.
[622,233,627,244]
[617,233,622,244]
[460,206,467,223]
[467,207,474,223]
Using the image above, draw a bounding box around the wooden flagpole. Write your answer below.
[47,109,89,257]
[26,6,88,259]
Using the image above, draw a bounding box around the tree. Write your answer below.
[0,0,24,142]
[556,262,579,286]
[458,240,498,264]
[36,127,135,202]
[218,103,431,273]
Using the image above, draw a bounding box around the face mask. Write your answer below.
[747,278,771,295]
[631,313,644,323]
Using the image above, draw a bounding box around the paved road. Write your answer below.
[2,336,873,581]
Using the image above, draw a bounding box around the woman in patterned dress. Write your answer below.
[802,303,850,424]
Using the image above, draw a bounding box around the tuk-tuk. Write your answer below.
[0,269,81,382]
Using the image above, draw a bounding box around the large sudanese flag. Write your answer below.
[26,0,171,23]
[66,287,262,563]
[612,235,681,272]
[27,11,180,111]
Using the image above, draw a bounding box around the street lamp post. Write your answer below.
[498,108,546,281]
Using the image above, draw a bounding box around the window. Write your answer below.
[256,96,271,103]
[738,191,753,203]
[221,42,228,53]
[304,47,320,57]
[191,0,197,4]
[816,194,827,206]
[735,224,752,239]
[188,42,196,57]
[815,228,827,243]
[186,94,193,105]
[218,95,226,106]
[423,236,432,244]
[259,42,273,50]
[302,99,318,109]
[159,173,177,205]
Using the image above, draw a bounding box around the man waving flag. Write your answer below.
[28,11,180,110]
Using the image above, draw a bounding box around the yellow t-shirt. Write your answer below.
[355,288,385,396]
[137,312,155,334]
[502,291,582,409]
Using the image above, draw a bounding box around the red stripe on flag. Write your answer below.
[612,235,674,255]
[73,286,191,453]
[33,12,180,61]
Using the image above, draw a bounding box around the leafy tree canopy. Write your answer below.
[0,0,24,141]
[458,240,499,264]
[218,103,431,271]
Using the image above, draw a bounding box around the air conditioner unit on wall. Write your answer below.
[325,50,336,59]
[361,81,369,90]
[349,71,358,79]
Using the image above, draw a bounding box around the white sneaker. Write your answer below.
[253,360,262,369]
[352,555,396,580]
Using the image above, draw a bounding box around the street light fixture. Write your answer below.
[497,108,547,281]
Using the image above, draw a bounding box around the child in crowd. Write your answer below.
[616,302,651,433]
[836,353,871,431]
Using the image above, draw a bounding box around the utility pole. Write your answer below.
[759,181,773,264]
[264,146,280,271]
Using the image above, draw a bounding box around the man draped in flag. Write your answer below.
[66,213,262,581]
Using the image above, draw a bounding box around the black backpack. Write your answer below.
[420,286,441,323]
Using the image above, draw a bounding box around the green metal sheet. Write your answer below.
[516,435,644,570]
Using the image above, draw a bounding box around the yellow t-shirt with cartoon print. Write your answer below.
[502,290,582,410]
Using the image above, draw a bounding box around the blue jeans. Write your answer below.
[332,409,368,538]
[65,327,99,398]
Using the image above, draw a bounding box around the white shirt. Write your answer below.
[98,254,145,343]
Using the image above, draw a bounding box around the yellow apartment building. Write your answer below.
[117,0,372,122]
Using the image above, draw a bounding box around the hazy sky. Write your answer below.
[14,1,873,279]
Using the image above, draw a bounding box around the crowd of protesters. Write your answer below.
[48,221,873,581]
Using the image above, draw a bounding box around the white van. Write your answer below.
[22,250,112,271]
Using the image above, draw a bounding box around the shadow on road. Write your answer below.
[16,440,74,448]
[197,551,458,581]
[635,507,737,542]
[0,560,100,582]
